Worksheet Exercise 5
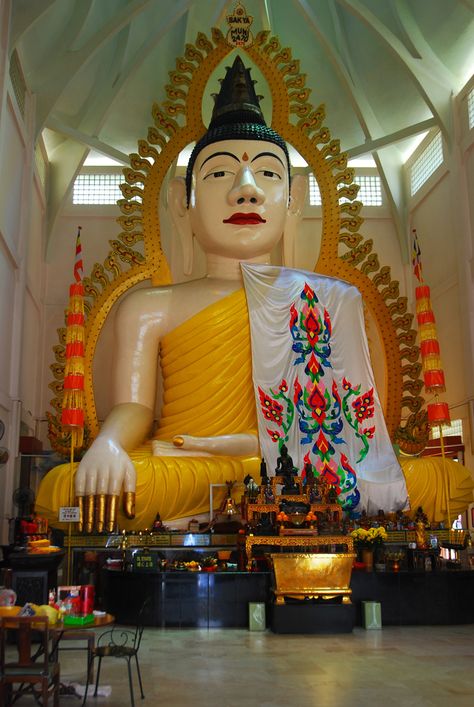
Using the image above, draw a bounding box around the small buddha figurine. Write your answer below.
[152,513,163,532]
[415,519,428,549]
[260,458,268,483]
[414,505,429,528]
[395,510,405,530]
[262,477,275,504]
[328,485,338,504]
[244,474,260,502]
[275,444,297,477]
[309,477,322,503]
[317,475,330,504]
[276,445,298,495]
[302,462,315,488]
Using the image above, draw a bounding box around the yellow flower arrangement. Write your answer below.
[351,526,387,547]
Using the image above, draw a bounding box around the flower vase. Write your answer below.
[362,548,374,571]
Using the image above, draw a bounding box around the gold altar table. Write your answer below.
[241,534,354,570]
[270,552,356,604]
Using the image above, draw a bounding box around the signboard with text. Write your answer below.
[59,506,80,522]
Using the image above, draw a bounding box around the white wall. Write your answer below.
[0,80,39,542]
[407,96,474,471]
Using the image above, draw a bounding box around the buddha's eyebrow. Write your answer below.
[251,151,285,167]
[199,151,240,170]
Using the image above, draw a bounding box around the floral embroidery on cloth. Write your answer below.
[242,263,408,517]
[257,282,369,511]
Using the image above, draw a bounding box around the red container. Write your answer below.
[81,585,95,615]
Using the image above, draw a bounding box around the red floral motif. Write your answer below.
[267,429,282,442]
[293,377,302,404]
[302,307,320,348]
[331,380,341,405]
[361,426,375,439]
[307,382,326,423]
[258,387,284,426]
[315,429,329,455]
[279,379,288,392]
[323,309,332,337]
[289,303,298,330]
[317,459,340,486]
[306,352,321,378]
[352,388,374,422]
[342,377,352,390]
[303,283,315,301]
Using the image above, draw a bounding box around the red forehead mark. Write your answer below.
[242,152,249,161]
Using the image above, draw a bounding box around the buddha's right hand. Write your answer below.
[74,437,136,534]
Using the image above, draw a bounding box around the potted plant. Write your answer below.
[351,527,387,571]
[201,556,218,572]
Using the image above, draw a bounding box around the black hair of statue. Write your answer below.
[185,55,292,205]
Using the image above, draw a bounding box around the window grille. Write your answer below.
[410,133,443,196]
[308,174,382,206]
[308,174,322,205]
[430,418,462,440]
[468,87,474,131]
[73,174,125,205]
[9,50,26,119]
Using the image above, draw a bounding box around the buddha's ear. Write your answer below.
[283,174,308,268]
[168,177,193,275]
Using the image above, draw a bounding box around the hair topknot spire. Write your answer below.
[185,55,290,204]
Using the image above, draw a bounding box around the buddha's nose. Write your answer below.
[228,166,265,205]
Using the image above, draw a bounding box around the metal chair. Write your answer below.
[0,614,60,706]
[57,629,95,682]
[82,599,150,706]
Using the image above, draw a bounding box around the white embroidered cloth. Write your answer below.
[242,263,408,515]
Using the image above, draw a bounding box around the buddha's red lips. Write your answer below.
[223,213,266,225]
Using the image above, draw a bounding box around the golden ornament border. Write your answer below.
[47,28,426,457]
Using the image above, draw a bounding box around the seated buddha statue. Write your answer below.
[36,57,473,533]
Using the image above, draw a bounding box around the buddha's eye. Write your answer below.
[259,169,281,179]
[204,170,228,180]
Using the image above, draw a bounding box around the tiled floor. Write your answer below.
[17,623,471,706]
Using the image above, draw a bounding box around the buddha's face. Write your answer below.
[188,139,290,259]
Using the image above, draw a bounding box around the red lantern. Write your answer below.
[61,228,85,448]
[427,402,450,427]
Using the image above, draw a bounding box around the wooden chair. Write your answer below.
[82,599,150,706]
[0,614,60,706]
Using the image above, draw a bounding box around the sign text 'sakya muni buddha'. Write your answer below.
[36,57,472,533]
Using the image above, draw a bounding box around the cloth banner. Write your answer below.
[241,263,408,516]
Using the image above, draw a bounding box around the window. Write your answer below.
[308,174,382,206]
[430,418,462,440]
[308,174,322,206]
[73,174,124,205]
[468,87,474,131]
[350,175,382,206]
[410,132,443,196]
[9,50,26,119]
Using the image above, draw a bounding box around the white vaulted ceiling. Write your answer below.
[9,0,474,241]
